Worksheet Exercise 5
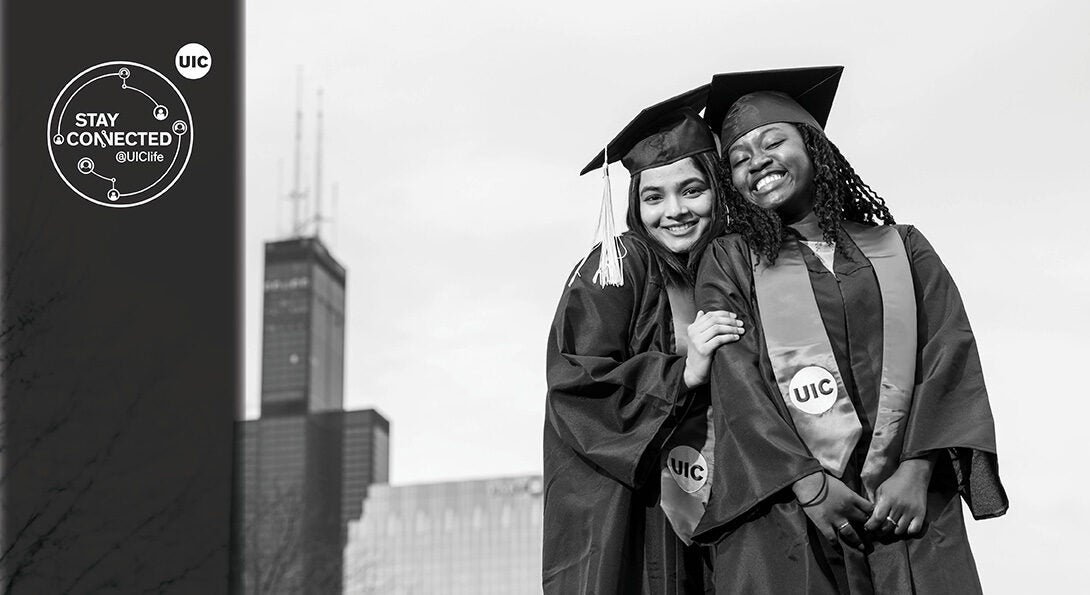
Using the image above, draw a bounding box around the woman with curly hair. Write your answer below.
[543,87,742,594]
[689,66,1008,594]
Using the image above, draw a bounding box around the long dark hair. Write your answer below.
[719,124,895,264]
[625,151,726,286]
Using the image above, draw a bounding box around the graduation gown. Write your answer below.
[544,233,710,595]
[692,223,1007,595]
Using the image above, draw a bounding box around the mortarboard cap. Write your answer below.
[580,84,715,176]
[705,66,844,149]
[572,84,716,289]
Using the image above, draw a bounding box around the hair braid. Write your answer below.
[718,124,896,264]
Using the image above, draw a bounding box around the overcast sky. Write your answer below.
[245,0,1090,589]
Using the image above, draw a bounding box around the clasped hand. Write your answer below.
[862,457,933,538]
[794,458,933,551]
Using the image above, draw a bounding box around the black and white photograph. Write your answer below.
[2,0,1088,592]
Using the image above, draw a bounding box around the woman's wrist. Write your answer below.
[681,356,703,389]
[898,454,936,482]
[792,470,827,505]
[682,368,699,390]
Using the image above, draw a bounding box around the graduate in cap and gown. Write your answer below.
[690,66,1008,594]
[543,87,742,594]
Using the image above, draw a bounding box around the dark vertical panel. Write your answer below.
[1,1,241,592]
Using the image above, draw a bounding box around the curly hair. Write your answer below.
[718,124,895,264]
[625,151,726,286]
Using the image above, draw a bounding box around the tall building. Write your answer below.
[260,237,345,415]
[343,476,544,595]
[234,237,390,594]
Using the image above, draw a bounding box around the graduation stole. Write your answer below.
[658,284,715,545]
[753,223,917,495]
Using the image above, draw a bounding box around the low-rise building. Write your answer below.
[344,475,543,594]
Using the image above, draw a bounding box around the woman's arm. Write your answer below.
[896,225,1008,519]
[693,237,829,538]
[545,237,692,489]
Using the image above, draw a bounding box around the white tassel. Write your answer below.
[591,147,625,287]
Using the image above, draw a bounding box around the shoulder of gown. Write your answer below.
[544,232,690,489]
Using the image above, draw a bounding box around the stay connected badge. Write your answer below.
[47,61,194,208]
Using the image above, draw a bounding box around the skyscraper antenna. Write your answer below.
[314,88,324,238]
[289,67,308,237]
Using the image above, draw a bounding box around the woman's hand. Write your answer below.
[682,310,744,389]
[864,457,934,537]
[794,471,874,550]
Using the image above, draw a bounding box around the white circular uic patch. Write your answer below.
[176,43,212,80]
[667,446,708,494]
[788,365,838,415]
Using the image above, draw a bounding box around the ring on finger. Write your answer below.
[837,521,852,533]
[886,516,899,526]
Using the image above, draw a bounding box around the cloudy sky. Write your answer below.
[245,0,1090,589]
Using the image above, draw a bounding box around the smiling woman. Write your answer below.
[690,66,1008,594]
[543,87,743,594]
[633,155,715,257]
[725,122,814,222]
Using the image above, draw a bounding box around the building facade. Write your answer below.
[259,237,345,415]
[344,476,543,595]
[234,237,389,594]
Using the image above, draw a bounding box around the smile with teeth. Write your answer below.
[662,221,697,235]
[755,172,785,192]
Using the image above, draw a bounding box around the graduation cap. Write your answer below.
[573,85,717,289]
[705,66,844,149]
[580,84,714,176]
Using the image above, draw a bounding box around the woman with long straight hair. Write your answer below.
[543,87,742,594]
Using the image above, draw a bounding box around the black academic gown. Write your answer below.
[692,224,1007,595]
[544,233,710,595]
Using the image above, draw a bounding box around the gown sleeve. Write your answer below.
[898,225,1009,519]
[693,237,822,537]
[545,236,692,489]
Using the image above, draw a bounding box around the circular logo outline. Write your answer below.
[46,60,194,209]
[667,445,708,494]
[788,365,838,415]
[175,42,212,80]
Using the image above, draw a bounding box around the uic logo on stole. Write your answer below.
[753,223,918,493]
[788,365,837,415]
[667,445,708,494]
